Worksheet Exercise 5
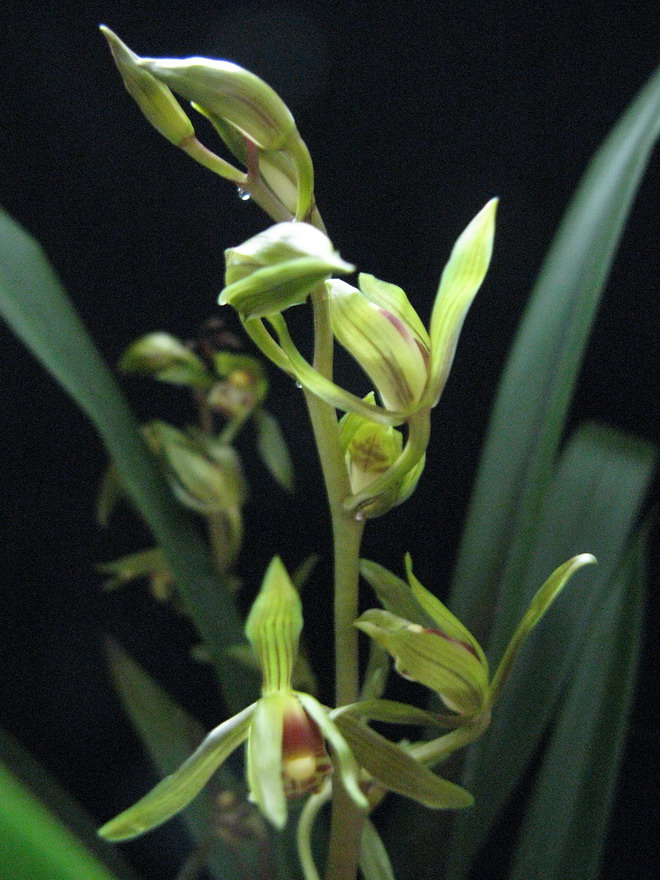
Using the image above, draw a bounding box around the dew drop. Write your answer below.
[295,381,303,389]
[354,510,365,522]
[236,186,251,201]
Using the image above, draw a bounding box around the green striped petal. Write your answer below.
[297,694,368,813]
[328,278,429,411]
[246,693,287,829]
[426,198,497,406]
[355,610,488,715]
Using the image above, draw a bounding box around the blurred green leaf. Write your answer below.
[0,755,122,880]
[254,407,295,492]
[449,65,660,645]
[446,423,657,879]
[0,728,139,880]
[0,209,257,712]
[107,640,247,880]
[508,524,648,880]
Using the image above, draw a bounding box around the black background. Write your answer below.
[1,2,658,878]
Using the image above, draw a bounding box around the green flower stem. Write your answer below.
[248,194,366,878]
[180,135,245,183]
[303,284,366,880]
[325,783,366,880]
[411,711,491,768]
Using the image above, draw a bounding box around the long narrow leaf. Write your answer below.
[446,422,656,879]
[0,729,139,880]
[0,210,257,713]
[0,758,121,880]
[449,65,660,644]
[107,640,246,880]
[508,524,647,880]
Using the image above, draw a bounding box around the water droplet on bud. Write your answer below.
[295,381,303,389]
[236,186,251,201]
[354,510,365,522]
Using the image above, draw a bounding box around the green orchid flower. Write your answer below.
[230,201,496,517]
[99,557,476,841]
[356,552,596,718]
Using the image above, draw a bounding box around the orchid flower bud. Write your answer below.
[220,222,354,319]
[339,396,425,517]
[100,27,195,147]
[144,421,246,515]
[119,332,213,390]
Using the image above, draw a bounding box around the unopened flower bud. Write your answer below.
[220,222,354,319]
[100,27,194,146]
[138,56,296,152]
[339,398,425,517]
[119,332,212,389]
[144,421,246,514]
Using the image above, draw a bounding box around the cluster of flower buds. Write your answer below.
[218,199,496,516]
[101,27,315,219]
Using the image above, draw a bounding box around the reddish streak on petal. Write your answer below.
[425,628,479,659]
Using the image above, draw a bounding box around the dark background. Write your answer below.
[1,2,658,878]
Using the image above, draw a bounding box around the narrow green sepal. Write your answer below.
[333,714,474,809]
[488,553,596,706]
[426,198,497,406]
[336,698,459,728]
[360,558,436,626]
[98,705,254,840]
[245,557,303,694]
[405,554,488,669]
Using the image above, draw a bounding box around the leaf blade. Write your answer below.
[446,423,657,878]
[508,525,647,880]
[0,209,257,711]
[449,65,660,645]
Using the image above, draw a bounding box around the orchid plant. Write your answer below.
[0,24,657,880]
[92,29,594,879]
